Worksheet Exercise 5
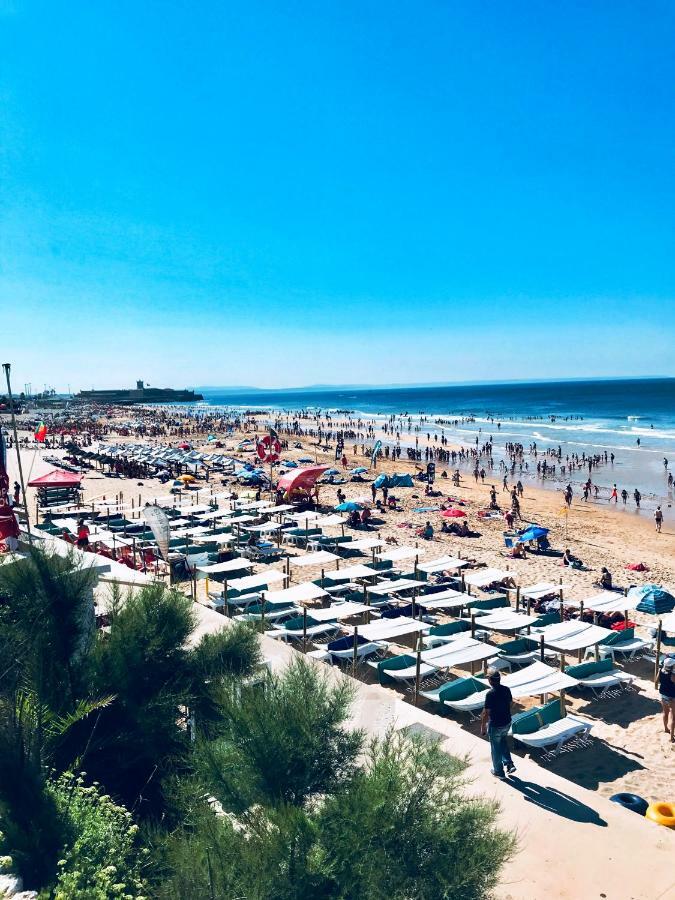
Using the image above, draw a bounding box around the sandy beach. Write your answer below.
[6,403,674,812]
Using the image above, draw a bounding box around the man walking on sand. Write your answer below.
[655,506,663,533]
[481,669,516,778]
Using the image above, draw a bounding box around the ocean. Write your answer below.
[197,378,675,507]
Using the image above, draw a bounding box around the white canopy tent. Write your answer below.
[565,591,641,613]
[475,610,540,632]
[347,538,385,552]
[242,522,284,534]
[463,568,511,588]
[367,578,427,596]
[525,620,614,652]
[261,582,328,605]
[351,617,429,642]
[417,555,471,573]
[308,601,371,621]
[521,581,570,600]
[196,557,252,575]
[377,546,426,563]
[289,551,340,568]
[421,636,499,668]
[415,588,467,610]
[227,570,286,591]
[330,564,377,581]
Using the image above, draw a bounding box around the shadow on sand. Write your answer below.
[546,739,645,789]
[506,776,607,826]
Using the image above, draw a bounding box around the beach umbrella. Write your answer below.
[324,468,340,475]
[178,442,191,450]
[298,455,314,463]
[335,501,363,512]
[517,525,549,543]
[350,467,368,474]
[281,460,298,468]
[442,508,466,518]
[628,585,675,615]
[177,474,196,483]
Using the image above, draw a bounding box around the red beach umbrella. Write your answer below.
[442,508,466,518]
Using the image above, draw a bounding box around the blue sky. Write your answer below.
[2,1,674,391]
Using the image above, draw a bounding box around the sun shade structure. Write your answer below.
[347,538,385,552]
[289,551,339,567]
[377,546,426,563]
[314,514,348,528]
[331,564,377,580]
[525,620,614,652]
[227,570,286,591]
[415,589,467,610]
[28,469,83,487]
[277,465,330,494]
[196,557,252,575]
[421,636,498,668]
[659,613,675,633]
[501,661,578,697]
[261,582,328,605]
[243,522,284,534]
[463,568,511,588]
[521,582,569,600]
[366,578,427,595]
[353,616,429,642]
[417,555,470,573]
[306,601,371,621]
[440,662,578,706]
[475,610,540,631]
[565,591,641,613]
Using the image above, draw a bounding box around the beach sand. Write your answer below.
[7,410,675,807]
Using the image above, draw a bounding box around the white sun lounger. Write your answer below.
[609,636,654,660]
[320,640,388,661]
[366,659,438,681]
[576,669,635,698]
[512,715,592,756]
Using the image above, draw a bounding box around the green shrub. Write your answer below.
[44,772,149,900]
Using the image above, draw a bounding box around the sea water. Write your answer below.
[197,378,675,509]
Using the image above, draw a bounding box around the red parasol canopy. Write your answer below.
[28,469,83,488]
[276,465,329,495]
[442,508,466,518]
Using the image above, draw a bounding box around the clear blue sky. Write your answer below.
[2,1,674,391]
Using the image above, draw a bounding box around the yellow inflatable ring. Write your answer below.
[645,802,675,829]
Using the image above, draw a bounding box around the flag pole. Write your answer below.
[2,363,33,546]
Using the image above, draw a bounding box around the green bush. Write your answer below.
[44,772,149,900]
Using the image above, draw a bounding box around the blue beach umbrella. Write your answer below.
[517,526,549,543]
[350,467,368,474]
[324,468,340,475]
[335,501,363,512]
[281,460,298,468]
[627,584,675,615]
[298,456,314,463]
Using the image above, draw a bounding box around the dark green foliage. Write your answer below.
[44,771,149,899]
[200,657,363,811]
[0,547,97,711]
[316,730,516,900]
[0,550,513,899]
[80,585,261,819]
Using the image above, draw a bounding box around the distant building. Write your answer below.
[75,380,203,405]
